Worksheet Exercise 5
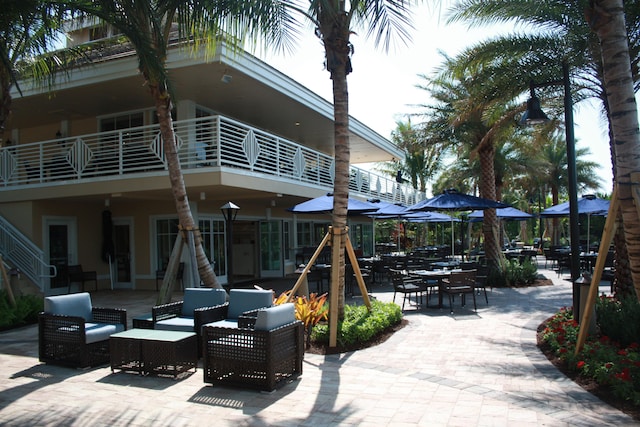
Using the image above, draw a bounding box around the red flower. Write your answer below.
[605,362,613,369]
[577,361,585,369]
[559,348,568,354]
[629,342,639,349]
[618,349,628,356]
[615,368,632,382]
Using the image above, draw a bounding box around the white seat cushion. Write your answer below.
[254,303,296,331]
[84,322,125,344]
[155,317,195,332]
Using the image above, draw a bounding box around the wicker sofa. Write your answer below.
[203,302,304,391]
[38,292,127,368]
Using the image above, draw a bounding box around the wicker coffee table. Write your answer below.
[110,329,197,378]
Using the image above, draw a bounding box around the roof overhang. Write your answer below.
[9,43,402,163]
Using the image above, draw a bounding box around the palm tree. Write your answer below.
[516,129,601,244]
[417,53,524,270]
[382,120,443,193]
[64,0,300,296]
[445,0,640,296]
[304,1,417,320]
[587,0,640,298]
[1,0,68,142]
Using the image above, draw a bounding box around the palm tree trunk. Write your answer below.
[478,143,502,269]
[331,68,349,318]
[149,83,222,292]
[0,76,11,143]
[589,0,640,299]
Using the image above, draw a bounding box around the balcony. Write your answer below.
[0,115,421,204]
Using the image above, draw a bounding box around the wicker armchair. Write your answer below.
[203,303,304,391]
[152,288,228,354]
[38,292,127,368]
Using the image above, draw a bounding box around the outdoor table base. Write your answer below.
[110,329,197,379]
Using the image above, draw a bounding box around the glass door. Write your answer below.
[44,218,77,295]
[260,220,282,278]
[113,218,133,289]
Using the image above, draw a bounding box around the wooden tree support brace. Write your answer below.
[575,185,619,354]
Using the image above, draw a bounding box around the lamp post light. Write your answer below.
[522,60,581,318]
[220,202,240,288]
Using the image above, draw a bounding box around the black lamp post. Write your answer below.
[522,60,581,318]
[220,202,240,288]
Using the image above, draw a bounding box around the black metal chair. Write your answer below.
[441,270,477,314]
[67,265,98,292]
[389,269,427,311]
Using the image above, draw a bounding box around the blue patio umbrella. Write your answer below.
[468,207,533,222]
[409,189,510,212]
[287,193,378,215]
[540,195,610,249]
[366,200,408,217]
[408,189,509,256]
[539,194,609,217]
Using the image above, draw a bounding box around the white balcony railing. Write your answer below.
[0,115,422,204]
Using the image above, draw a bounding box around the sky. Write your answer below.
[257,4,620,197]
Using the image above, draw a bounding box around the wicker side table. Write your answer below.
[110,329,197,379]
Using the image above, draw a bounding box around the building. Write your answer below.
[0,23,420,295]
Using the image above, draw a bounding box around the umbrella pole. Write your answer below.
[451,218,455,258]
[587,214,591,251]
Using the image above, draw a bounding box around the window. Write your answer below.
[297,222,313,248]
[199,217,226,277]
[283,221,291,261]
[351,223,374,257]
[155,218,179,270]
[297,221,330,248]
[99,111,145,146]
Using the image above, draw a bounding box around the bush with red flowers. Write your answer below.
[539,297,640,406]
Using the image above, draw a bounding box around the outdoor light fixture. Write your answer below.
[520,87,550,125]
[221,74,232,84]
[220,202,240,287]
[522,60,581,317]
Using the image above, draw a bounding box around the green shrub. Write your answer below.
[0,290,43,330]
[311,300,402,348]
[596,295,640,347]
[491,258,538,287]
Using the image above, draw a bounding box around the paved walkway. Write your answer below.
[0,262,638,426]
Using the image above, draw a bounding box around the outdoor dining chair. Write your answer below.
[389,269,427,311]
[441,270,477,314]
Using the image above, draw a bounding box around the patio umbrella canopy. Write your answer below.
[287,193,378,215]
[468,207,533,222]
[408,189,509,257]
[539,194,610,217]
[540,195,610,249]
[367,200,408,217]
[409,189,510,212]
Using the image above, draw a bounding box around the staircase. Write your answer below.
[0,216,55,293]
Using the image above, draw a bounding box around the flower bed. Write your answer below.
[538,299,640,420]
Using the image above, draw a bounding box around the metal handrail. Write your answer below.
[0,115,423,203]
[0,216,55,292]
